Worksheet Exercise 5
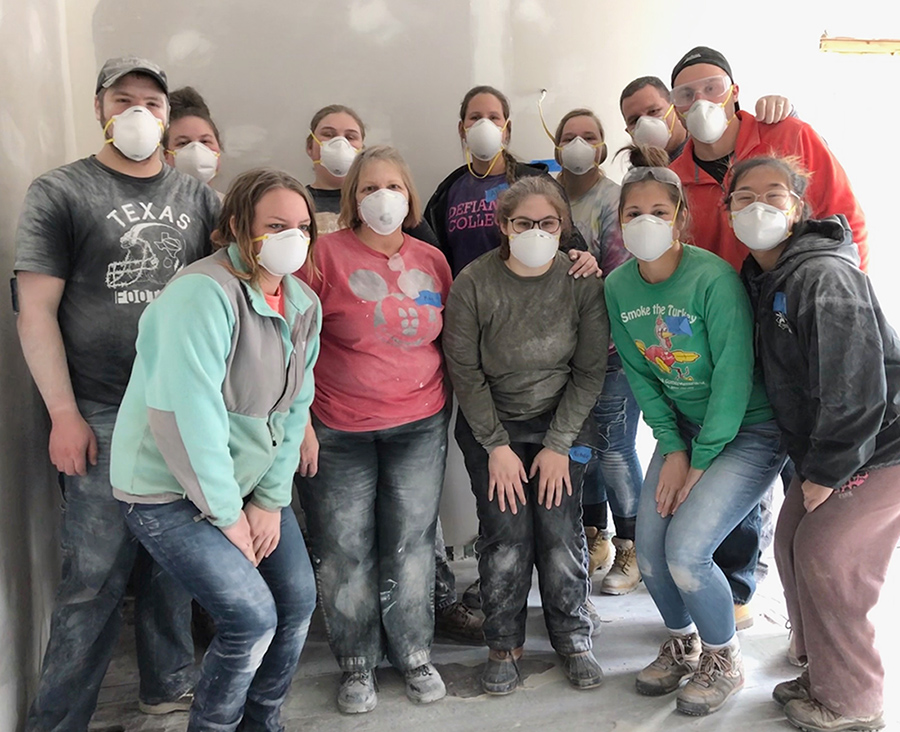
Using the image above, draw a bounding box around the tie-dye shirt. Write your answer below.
[568,175,630,355]
[567,176,630,275]
[298,227,452,432]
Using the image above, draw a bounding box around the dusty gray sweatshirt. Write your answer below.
[443,249,609,454]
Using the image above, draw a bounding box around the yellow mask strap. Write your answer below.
[465,147,503,179]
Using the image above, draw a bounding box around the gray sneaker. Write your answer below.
[773,670,811,707]
[676,643,745,716]
[337,670,377,714]
[404,663,446,704]
[584,598,603,637]
[636,632,701,696]
[138,690,193,715]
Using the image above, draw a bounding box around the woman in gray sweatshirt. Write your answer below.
[443,176,609,696]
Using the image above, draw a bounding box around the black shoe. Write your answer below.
[563,651,604,690]
[462,579,482,610]
[482,649,521,695]
[435,601,485,645]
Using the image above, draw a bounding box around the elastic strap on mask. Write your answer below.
[661,104,676,133]
[620,198,682,230]
[465,148,503,179]
[309,130,324,166]
[538,89,605,155]
[103,116,115,144]
[715,86,738,129]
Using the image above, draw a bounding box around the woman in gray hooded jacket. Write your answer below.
[733,155,900,732]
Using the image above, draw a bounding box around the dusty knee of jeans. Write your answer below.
[667,549,707,593]
[246,627,276,671]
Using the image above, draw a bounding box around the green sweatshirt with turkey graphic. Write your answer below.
[604,245,772,470]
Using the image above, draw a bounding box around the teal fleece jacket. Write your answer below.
[111,245,321,527]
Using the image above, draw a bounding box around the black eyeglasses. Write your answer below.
[507,216,562,235]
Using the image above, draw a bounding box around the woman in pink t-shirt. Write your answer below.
[296,146,452,715]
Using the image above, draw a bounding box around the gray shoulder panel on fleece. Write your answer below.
[147,406,215,519]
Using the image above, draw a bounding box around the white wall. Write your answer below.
[2,3,898,726]
[0,1,81,729]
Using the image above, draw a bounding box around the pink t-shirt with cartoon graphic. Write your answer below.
[298,228,452,432]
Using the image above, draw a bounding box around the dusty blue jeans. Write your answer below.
[298,406,449,672]
[636,418,785,645]
[124,501,315,732]
[455,411,592,655]
[26,399,194,732]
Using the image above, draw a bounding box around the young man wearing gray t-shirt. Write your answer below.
[14,57,220,732]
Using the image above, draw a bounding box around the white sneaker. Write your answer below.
[404,663,446,704]
[337,670,377,714]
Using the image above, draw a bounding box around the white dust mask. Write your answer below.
[731,202,793,251]
[560,137,602,175]
[509,229,559,269]
[254,229,310,276]
[170,141,219,183]
[317,136,358,178]
[632,114,672,148]
[105,106,164,161]
[359,189,409,236]
[465,118,505,162]
[683,88,734,145]
[622,215,676,262]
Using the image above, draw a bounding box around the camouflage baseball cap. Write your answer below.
[96,56,168,95]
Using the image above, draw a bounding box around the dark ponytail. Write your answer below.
[163,86,222,150]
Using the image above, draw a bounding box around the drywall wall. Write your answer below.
[2,2,898,727]
[0,0,77,729]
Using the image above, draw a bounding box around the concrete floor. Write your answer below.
[92,548,900,732]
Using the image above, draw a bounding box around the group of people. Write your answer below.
[13,45,900,732]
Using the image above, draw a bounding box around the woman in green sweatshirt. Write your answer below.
[604,147,785,717]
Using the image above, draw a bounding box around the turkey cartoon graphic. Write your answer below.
[347,253,443,348]
[635,315,700,381]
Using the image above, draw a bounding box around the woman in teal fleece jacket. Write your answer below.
[110,169,321,732]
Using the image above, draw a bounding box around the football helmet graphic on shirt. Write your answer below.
[106,222,186,290]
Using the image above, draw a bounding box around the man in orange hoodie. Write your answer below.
[668,46,867,272]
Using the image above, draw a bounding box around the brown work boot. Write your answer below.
[773,669,811,707]
[585,526,614,577]
[635,632,701,696]
[676,643,745,716]
[600,538,641,595]
[784,698,885,731]
[434,601,485,645]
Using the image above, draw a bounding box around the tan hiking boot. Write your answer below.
[600,538,641,595]
[635,632,701,696]
[773,670,811,707]
[585,526,614,577]
[676,643,745,716]
[784,698,885,731]
[734,602,754,630]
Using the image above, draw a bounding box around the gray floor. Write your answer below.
[93,549,900,732]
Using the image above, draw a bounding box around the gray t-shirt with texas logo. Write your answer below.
[15,156,221,405]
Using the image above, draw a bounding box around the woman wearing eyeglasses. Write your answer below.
[604,146,785,717]
[443,176,609,696]
[732,156,900,732]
